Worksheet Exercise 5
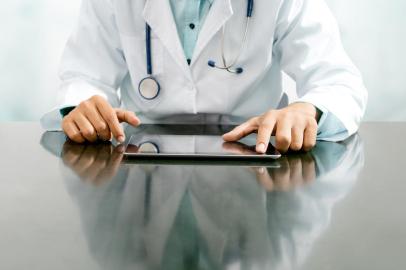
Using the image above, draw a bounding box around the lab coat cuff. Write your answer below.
[294,96,349,142]
[40,80,120,131]
[296,87,363,137]
[58,79,120,108]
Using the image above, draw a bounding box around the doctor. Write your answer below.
[41,0,367,153]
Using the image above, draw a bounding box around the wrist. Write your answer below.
[288,102,317,116]
[287,102,322,123]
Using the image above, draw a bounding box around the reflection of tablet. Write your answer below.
[124,125,281,159]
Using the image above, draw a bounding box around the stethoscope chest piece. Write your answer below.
[138,141,160,154]
[138,76,160,100]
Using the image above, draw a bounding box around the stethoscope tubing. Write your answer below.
[247,0,254,17]
[209,0,254,74]
[220,16,251,70]
[146,24,153,75]
[138,23,161,100]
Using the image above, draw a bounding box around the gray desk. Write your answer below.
[0,123,405,270]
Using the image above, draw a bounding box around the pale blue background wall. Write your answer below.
[0,0,405,121]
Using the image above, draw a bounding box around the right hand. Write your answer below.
[62,95,141,143]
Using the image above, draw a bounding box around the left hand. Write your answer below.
[223,103,320,153]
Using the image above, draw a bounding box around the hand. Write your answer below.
[62,140,124,185]
[223,103,319,153]
[253,153,316,192]
[62,95,141,144]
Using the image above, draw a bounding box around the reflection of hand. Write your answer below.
[62,141,124,185]
[222,141,258,155]
[254,154,316,191]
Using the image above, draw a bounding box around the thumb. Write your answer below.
[115,109,141,127]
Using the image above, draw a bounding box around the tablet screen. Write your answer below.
[124,125,281,159]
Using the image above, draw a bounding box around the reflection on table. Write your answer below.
[42,131,364,270]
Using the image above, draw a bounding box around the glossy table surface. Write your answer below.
[0,122,405,270]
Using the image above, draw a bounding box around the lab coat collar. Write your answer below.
[142,0,234,72]
[192,0,234,65]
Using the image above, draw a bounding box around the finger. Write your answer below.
[72,145,97,176]
[288,156,303,187]
[275,119,292,153]
[223,118,259,142]
[63,118,85,143]
[91,144,116,186]
[256,116,276,154]
[62,149,81,166]
[301,154,316,183]
[81,160,107,183]
[254,167,275,192]
[80,147,109,183]
[83,105,111,141]
[97,143,114,161]
[98,146,124,182]
[303,120,317,151]
[115,144,126,153]
[74,114,98,142]
[115,109,141,126]
[62,141,86,165]
[94,98,125,143]
[290,126,304,152]
[271,157,291,191]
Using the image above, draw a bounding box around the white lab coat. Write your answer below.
[41,0,367,141]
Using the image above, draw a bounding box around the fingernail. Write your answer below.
[117,135,125,143]
[257,143,266,153]
[115,145,125,153]
[257,167,265,174]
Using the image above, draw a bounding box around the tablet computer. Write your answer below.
[124,125,281,159]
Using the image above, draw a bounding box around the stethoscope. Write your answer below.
[138,24,161,100]
[138,141,160,154]
[138,0,254,100]
[208,0,254,74]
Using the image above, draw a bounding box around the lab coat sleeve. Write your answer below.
[273,0,368,141]
[40,0,128,131]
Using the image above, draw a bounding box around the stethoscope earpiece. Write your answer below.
[208,60,216,68]
[235,67,244,74]
[208,60,244,74]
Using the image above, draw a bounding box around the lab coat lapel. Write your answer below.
[142,0,191,77]
[192,0,234,65]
